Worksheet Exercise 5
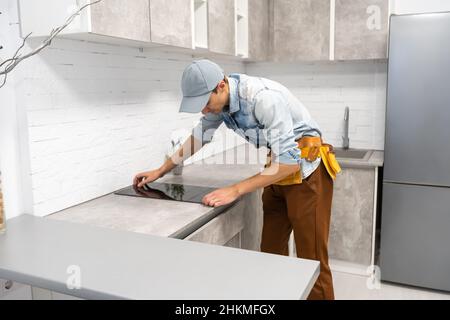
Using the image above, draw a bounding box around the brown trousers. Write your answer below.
[261,161,335,300]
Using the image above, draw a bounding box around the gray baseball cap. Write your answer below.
[179,59,224,113]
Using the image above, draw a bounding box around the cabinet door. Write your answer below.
[185,200,245,247]
[208,0,236,55]
[272,0,330,61]
[150,0,193,48]
[329,167,375,265]
[19,0,91,37]
[90,0,151,42]
[335,0,389,60]
[248,0,270,61]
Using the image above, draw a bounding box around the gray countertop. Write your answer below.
[48,144,267,239]
[48,192,231,240]
[0,215,319,300]
[337,150,384,168]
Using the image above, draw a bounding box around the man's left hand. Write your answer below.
[202,186,240,207]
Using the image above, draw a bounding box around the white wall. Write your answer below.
[392,0,450,14]
[246,60,388,151]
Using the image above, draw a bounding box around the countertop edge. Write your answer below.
[168,201,237,239]
[337,150,384,168]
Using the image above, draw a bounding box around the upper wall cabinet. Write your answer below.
[89,0,150,42]
[149,0,193,49]
[19,0,247,57]
[18,0,388,61]
[19,0,152,44]
[208,0,236,55]
[334,0,389,60]
[272,0,330,62]
[247,0,270,61]
[19,0,193,49]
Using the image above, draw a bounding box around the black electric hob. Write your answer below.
[114,182,216,204]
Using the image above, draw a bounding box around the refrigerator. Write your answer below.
[380,12,450,291]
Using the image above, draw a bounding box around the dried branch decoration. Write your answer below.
[0,0,102,88]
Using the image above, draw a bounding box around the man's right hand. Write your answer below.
[133,169,163,188]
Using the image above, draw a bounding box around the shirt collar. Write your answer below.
[227,76,240,114]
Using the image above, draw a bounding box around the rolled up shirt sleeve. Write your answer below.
[254,90,300,165]
[192,113,224,146]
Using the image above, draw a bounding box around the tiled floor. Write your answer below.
[333,271,450,300]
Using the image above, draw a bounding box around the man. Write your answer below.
[134,59,341,300]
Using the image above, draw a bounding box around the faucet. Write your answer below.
[342,106,350,150]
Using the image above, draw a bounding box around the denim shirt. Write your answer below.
[192,74,323,179]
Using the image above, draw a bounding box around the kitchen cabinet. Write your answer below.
[185,198,245,248]
[208,0,236,55]
[89,0,151,42]
[17,0,390,61]
[272,0,331,62]
[184,190,264,251]
[269,0,388,62]
[31,287,82,300]
[150,0,193,48]
[19,0,193,49]
[18,0,151,44]
[328,167,378,266]
[334,0,389,60]
[240,189,264,251]
[247,0,271,61]
[195,0,250,57]
[0,280,32,300]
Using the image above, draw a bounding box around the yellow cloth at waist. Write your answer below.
[265,139,342,186]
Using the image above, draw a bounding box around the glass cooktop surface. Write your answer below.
[114,182,215,204]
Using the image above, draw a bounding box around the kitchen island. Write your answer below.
[0,214,319,299]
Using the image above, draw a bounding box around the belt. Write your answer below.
[265,136,342,186]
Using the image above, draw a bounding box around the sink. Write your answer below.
[333,148,373,160]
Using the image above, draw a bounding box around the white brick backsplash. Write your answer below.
[246,60,387,150]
